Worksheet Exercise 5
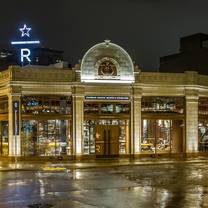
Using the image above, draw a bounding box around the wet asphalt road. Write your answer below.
[0,162,208,208]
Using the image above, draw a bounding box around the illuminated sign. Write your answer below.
[85,96,129,100]
[13,101,19,135]
[11,24,40,64]
[19,24,31,37]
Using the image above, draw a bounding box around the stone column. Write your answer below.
[8,95,21,156]
[72,86,84,156]
[131,87,142,155]
[171,120,183,153]
[185,89,198,153]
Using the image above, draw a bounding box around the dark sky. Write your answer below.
[1,0,208,71]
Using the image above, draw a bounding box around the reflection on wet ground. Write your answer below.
[0,163,208,207]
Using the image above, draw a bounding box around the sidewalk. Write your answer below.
[0,157,208,172]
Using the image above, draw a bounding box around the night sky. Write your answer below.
[1,0,208,71]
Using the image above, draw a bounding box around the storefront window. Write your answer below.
[142,97,184,114]
[22,96,71,114]
[84,103,99,114]
[0,121,8,155]
[0,99,8,114]
[142,119,171,153]
[198,98,208,152]
[141,119,183,154]
[100,104,114,114]
[198,121,208,152]
[84,102,130,115]
[22,120,71,156]
[115,104,130,114]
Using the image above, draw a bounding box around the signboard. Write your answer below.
[12,101,19,135]
[11,24,40,65]
[85,96,129,101]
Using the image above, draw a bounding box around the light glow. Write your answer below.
[19,24,31,37]
[11,40,40,45]
[21,48,31,62]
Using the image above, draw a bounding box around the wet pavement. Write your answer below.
[0,160,208,207]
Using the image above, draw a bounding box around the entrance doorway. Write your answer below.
[95,125,119,156]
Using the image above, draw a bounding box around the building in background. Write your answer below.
[0,45,65,70]
[160,33,208,75]
[0,39,206,159]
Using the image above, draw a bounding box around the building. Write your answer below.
[0,46,64,70]
[0,40,207,158]
[160,33,208,75]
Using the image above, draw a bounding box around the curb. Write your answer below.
[0,159,208,172]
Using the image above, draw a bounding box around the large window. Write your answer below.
[141,119,183,154]
[0,99,8,114]
[0,121,8,155]
[22,96,71,115]
[198,121,208,152]
[84,102,130,115]
[198,98,208,152]
[22,120,71,156]
[142,97,184,114]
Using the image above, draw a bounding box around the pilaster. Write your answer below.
[72,86,85,155]
[131,87,142,154]
[185,89,199,153]
[8,94,21,156]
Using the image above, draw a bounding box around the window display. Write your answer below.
[142,97,184,114]
[198,121,208,152]
[0,121,8,155]
[141,119,171,154]
[22,120,71,156]
[22,96,71,114]
[84,102,130,115]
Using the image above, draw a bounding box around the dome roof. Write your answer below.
[80,40,135,83]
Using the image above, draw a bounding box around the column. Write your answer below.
[72,86,84,155]
[131,87,142,155]
[8,95,21,156]
[185,90,198,153]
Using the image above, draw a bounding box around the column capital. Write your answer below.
[185,89,199,101]
[72,86,85,97]
[9,86,22,96]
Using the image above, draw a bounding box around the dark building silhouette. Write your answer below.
[0,46,64,70]
[160,33,208,75]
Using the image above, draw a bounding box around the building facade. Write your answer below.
[0,40,207,158]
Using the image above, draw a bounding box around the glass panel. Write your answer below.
[199,98,208,115]
[142,97,184,114]
[100,104,114,114]
[156,120,171,153]
[83,120,95,154]
[141,120,155,153]
[198,121,208,152]
[22,120,71,156]
[115,104,130,114]
[22,120,38,156]
[22,96,71,114]
[84,103,99,114]
[141,119,172,154]
[0,121,8,155]
[0,100,8,114]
